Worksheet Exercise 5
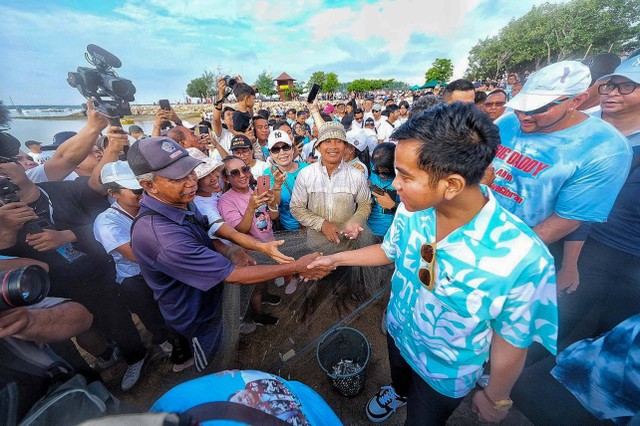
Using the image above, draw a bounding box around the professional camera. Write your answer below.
[67,44,136,120]
[0,177,47,234]
[224,75,237,90]
[0,265,50,312]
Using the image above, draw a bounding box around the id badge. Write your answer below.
[56,243,86,263]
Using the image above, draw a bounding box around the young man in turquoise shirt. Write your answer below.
[308,102,558,424]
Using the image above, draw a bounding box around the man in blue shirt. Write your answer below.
[308,103,557,424]
[127,137,328,372]
[492,62,632,337]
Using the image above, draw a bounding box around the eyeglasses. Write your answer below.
[130,188,144,195]
[518,96,575,116]
[598,81,638,95]
[418,242,436,291]
[484,102,506,108]
[227,165,251,177]
[270,144,292,154]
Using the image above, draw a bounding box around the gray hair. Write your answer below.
[136,172,155,183]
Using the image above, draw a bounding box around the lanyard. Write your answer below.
[110,205,136,221]
[36,187,56,226]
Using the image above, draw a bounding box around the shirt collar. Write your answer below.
[140,194,195,225]
[439,185,499,247]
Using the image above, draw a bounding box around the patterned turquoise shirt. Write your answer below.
[381,186,558,398]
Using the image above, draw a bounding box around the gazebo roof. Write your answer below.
[274,72,296,81]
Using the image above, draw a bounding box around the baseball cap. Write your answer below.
[506,61,591,112]
[0,132,21,157]
[597,54,640,84]
[42,131,77,151]
[128,125,143,134]
[100,161,142,190]
[315,122,347,148]
[582,53,621,84]
[267,129,293,150]
[322,104,335,114]
[186,147,223,180]
[364,117,375,126]
[346,128,368,152]
[229,134,252,151]
[24,140,42,147]
[127,137,203,179]
[372,104,383,111]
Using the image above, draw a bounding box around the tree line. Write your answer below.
[464,0,639,80]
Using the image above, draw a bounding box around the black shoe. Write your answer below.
[254,313,279,326]
[262,293,282,306]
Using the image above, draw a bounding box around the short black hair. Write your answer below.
[296,110,307,117]
[222,106,235,115]
[257,109,270,120]
[399,100,410,109]
[233,83,255,102]
[392,102,499,186]
[474,91,488,105]
[354,108,364,115]
[408,94,443,118]
[443,79,475,95]
[273,121,292,131]
[287,108,296,114]
[385,104,399,115]
[487,89,507,101]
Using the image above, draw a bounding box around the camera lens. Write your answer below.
[224,75,237,89]
[0,266,50,312]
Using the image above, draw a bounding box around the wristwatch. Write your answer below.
[481,389,513,411]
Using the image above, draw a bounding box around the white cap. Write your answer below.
[267,129,293,150]
[597,55,640,84]
[346,128,368,152]
[186,147,223,180]
[506,61,591,112]
[100,161,142,190]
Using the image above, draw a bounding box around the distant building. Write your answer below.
[274,72,296,101]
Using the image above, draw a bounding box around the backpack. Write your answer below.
[19,374,120,426]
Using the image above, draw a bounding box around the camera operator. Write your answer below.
[0,256,95,423]
[0,128,150,391]
[23,100,109,183]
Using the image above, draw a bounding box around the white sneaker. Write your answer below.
[94,347,120,370]
[121,356,146,391]
[172,357,194,373]
[285,277,299,295]
[274,277,285,287]
[366,385,407,422]
[159,341,173,356]
[239,320,257,335]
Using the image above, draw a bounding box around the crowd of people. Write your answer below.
[0,50,638,425]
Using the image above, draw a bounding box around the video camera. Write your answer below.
[67,44,136,121]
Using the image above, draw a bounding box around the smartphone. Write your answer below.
[371,184,385,196]
[307,83,321,103]
[256,175,270,195]
[159,99,170,110]
[197,125,209,135]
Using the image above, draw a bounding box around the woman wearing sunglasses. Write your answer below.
[218,156,282,326]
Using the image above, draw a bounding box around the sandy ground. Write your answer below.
[96,271,534,425]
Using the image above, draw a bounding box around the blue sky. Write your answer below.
[0,0,566,105]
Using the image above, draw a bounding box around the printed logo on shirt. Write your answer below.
[494,145,550,177]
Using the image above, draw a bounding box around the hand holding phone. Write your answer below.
[307,84,321,104]
[256,175,271,195]
[370,185,385,196]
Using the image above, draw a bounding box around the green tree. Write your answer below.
[424,58,454,83]
[185,71,215,100]
[254,70,277,96]
[464,0,640,78]
[307,71,326,91]
[323,72,340,93]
